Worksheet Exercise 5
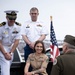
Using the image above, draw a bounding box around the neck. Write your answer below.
[8,22,14,26]
[32,19,37,22]
[35,52,42,56]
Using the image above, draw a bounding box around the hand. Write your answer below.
[24,72,27,75]
[24,72,33,75]
[4,52,12,60]
[29,42,35,49]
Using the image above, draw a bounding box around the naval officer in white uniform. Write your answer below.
[0,10,21,75]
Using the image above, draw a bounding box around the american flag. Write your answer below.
[50,20,60,62]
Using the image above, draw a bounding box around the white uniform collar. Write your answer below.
[5,22,16,29]
[30,20,39,23]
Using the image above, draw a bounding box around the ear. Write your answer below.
[6,16,9,21]
[38,13,39,15]
[29,13,31,15]
[63,44,67,53]
[65,45,68,50]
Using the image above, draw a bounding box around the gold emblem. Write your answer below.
[4,31,8,34]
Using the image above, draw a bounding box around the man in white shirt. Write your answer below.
[21,7,48,61]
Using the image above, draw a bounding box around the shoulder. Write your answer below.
[24,20,31,24]
[42,54,49,59]
[53,55,63,65]
[37,20,44,24]
[29,53,34,57]
[37,21,45,27]
[15,22,21,26]
[0,22,6,27]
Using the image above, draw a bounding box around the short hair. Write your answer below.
[34,40,46,53]
[30,7,39,13]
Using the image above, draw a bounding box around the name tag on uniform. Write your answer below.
[26,25,30,28]
[12,31,18,34]
[37,24,42,27]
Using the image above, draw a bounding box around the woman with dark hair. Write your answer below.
[24,40,49,75]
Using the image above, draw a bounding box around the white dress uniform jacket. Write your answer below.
[0,22,21,75]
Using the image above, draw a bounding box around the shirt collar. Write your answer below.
[5,22,16,29]
[30,19,40,23]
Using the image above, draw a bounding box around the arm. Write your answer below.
[22,35,31,45]
[24,62,30,75]
[0,40,7,55]
[10,39,19,53]
[22,35,34,49]
[24,54,31,75]
[0,40,11,60]
[22,34,46,49]
[0,29,7,55]
[38,34,46,41]
[37,22,48,41]
[0,29,11,60]
[31,34,46,49]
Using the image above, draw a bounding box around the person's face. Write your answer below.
[6,16,16,26]
[30,10,39,21]
[35,43,43,54]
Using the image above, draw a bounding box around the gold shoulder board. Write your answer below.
[0,22,6,27]
[15,22,21,26]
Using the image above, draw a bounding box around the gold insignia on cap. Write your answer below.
[4,10,18,15]
[53,58,57,65]
[4,10,18,20]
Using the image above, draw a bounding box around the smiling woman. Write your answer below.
[34,41,45,54]
[24,40,49,75]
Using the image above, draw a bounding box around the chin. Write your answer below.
[37,52,42,54]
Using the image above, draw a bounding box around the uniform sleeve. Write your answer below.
[26,54,31,63]
[21,25,26,35]
[51,57,63,75]
[41,55,49,68]
[14,27,22,39]
[21,22,28,36]
[40,22,49,36]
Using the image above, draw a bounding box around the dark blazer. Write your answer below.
[51,51,75,75]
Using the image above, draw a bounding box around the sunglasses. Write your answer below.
[9,18,16,20]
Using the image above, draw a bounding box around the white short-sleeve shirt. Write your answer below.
[21,20,48,42]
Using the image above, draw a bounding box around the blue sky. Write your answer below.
[0,0,75,40]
